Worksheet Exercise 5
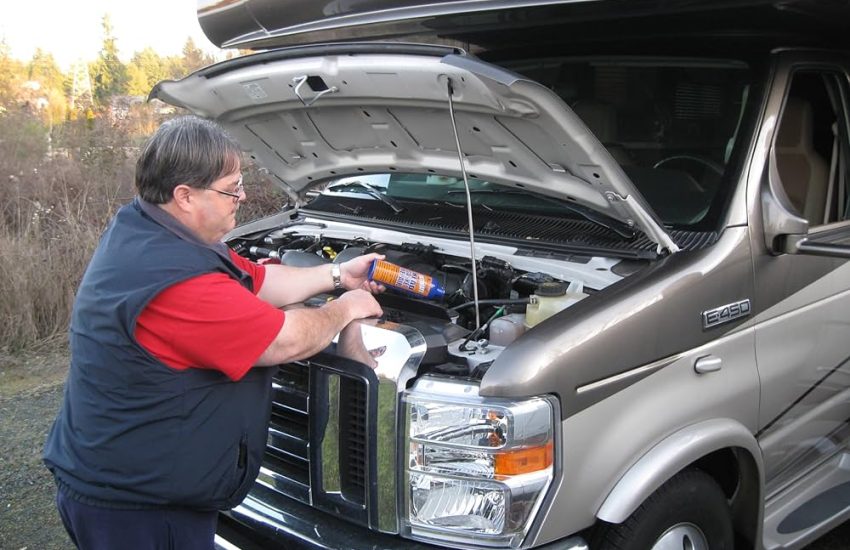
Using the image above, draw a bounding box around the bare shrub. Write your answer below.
[1,111,135,352]
[0,110,49,176]
[1,108,285,353]
[237,161,288,224]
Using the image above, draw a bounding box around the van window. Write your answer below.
[774,70,850,226]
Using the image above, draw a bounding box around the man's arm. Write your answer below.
[255,289,382,365]
[257,253,384,307]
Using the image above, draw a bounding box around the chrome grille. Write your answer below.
[259,358,373,524]
[244,320,427,534]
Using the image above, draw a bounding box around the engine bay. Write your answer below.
[229,215,634,376]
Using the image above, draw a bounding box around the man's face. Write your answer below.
[192,166,245,243]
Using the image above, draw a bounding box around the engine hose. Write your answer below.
[459,306,507,352]
[449,298,530,312]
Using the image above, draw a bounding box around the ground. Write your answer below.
[0,352,847,550]
[0,351,69,550]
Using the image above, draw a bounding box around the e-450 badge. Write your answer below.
[702,299,751,329]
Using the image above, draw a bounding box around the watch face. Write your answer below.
[332,263,342,289]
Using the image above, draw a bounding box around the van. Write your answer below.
[153,1,850,548]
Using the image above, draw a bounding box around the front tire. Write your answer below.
[593,469,733,550]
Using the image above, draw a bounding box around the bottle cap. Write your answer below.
[535,281,567,297]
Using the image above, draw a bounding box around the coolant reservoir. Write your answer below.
[525,280,587,328]
[489,313,527,346]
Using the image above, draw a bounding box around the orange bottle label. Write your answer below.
[368,260,445,299]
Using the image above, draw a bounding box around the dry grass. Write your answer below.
[0,108,284,354]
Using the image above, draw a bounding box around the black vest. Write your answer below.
[44,198,274,510]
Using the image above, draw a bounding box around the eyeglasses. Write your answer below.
[205,175,244,202]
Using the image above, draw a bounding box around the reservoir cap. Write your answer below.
[535,281,567,297]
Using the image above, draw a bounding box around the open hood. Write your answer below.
[151,43,677,252]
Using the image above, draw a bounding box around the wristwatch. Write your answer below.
[331,263,343,290]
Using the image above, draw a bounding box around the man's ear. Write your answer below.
[171,184,195,212]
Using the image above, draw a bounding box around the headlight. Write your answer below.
[402,377,557,548]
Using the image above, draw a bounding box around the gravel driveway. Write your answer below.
[1,352,848,550]
[0,351,69,550]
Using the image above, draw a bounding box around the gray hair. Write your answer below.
[135,116,242,204]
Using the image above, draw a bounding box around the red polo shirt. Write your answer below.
[135,250,285,381]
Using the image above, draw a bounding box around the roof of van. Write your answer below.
[197,0,850,52]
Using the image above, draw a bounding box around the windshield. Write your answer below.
[310,57,756,232]
[509,57,755,228]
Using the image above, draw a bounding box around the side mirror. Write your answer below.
[762,151,810,254]
[763,152,850,258]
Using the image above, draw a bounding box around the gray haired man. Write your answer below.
[44,116,383,549]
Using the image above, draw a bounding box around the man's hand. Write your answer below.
[337,288,384,319]
[340,253,386,293]
[256,288,383,366]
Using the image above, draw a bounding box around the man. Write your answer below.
[43,116,384,549]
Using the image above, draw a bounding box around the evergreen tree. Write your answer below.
[126,63,150,97]
[90,14,129,106]
[164,54,187,80]
[126,47,193,95]
[128,47,168,96]
[26,49,68,124]
[27,49,65,92]
[181,37,215,74]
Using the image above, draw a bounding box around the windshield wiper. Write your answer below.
[327,180,405,214]
[447,189,636,239]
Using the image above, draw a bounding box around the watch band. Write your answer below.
[331,263,343,289]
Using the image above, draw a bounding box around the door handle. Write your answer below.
[694,355,722,374]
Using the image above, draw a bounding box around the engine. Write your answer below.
[229,222,604,377]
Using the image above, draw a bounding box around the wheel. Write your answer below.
[593,469,733,550]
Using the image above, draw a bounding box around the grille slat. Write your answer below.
[272,385,308,413]
[267,428,308,459]
[269,405,308,440]
[273,363,309,390]
[264,447,309,485]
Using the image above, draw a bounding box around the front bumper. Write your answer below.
[214,483,589,550]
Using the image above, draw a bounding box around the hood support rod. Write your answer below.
[446,79,481,329]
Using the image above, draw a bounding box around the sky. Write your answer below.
[1,0,222,70]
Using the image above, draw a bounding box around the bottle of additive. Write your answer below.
[368,259,445,300]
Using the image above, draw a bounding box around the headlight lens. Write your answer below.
[403,378,556,548]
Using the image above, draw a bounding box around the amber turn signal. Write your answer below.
[494,441,554,476]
